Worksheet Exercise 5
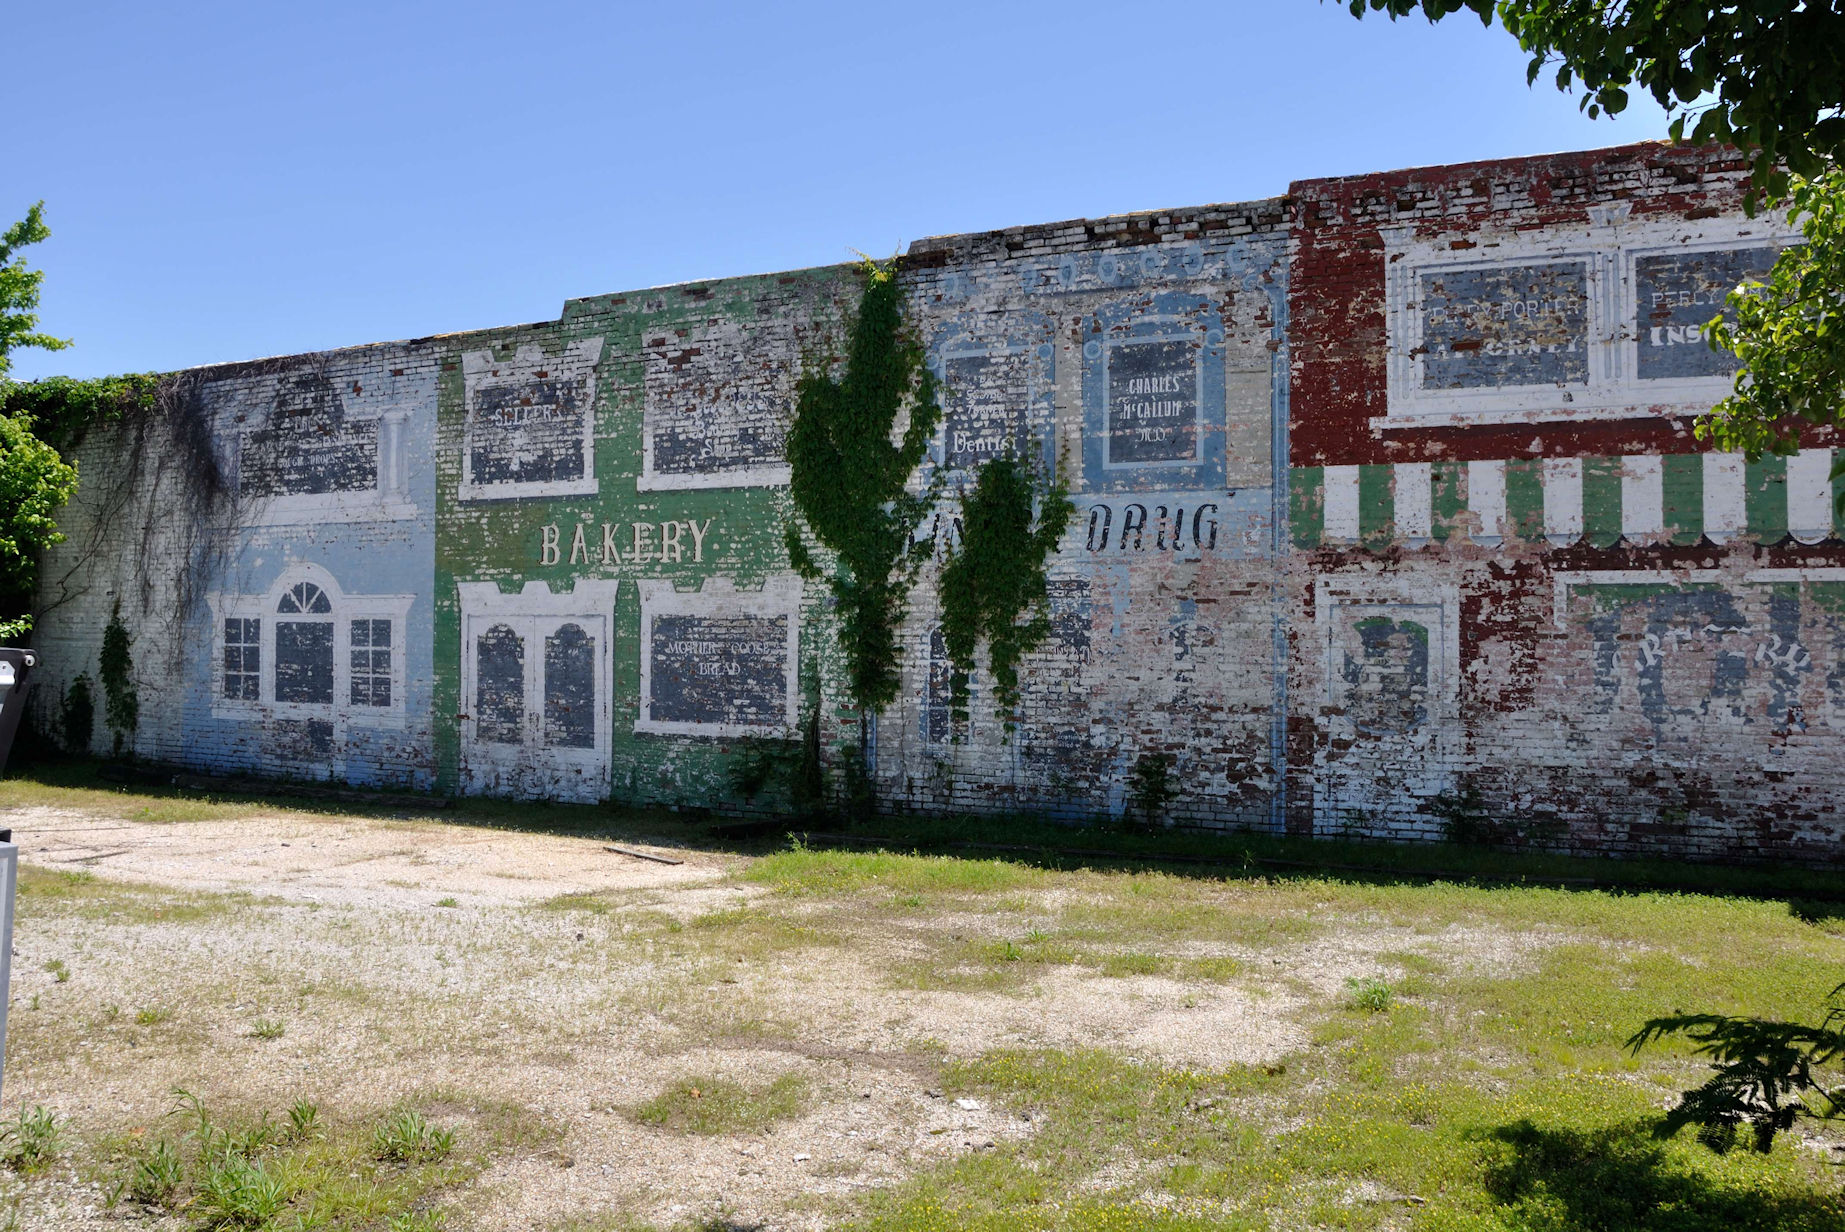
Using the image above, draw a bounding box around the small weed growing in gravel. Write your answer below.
[134,1007,169,1026]
[0,1106,61,1172]
[286,1099,320,1142]
[436,897,459,908]
[43,959,68,983]
[636,1074,808,1135]
[248,1018,286,1040]
[196,1155,288,1228]
[374,1110,455,1164]
[129,1138,184,1206]
[388,1212,447,1232]
[1345,976,1394,1013]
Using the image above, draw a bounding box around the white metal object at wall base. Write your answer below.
[0,839,16,1109]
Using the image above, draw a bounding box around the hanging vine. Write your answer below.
[784,259,943,727]
[4,370,233,656]
[937,453,1074,733]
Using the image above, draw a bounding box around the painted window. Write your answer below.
[460,339,604,501]
[349,619,393,708]
[275,583,334,705]
[1380,213,1800,426]
[222,618,261,701]
[544,624,596,749]
[206,568,414,728]
[476,625,525,745]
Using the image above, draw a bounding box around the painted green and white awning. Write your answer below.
[1288,451,1844,550]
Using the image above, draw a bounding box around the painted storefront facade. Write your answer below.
[30,141,1845,863]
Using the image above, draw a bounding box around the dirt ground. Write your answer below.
[0,803,1557,1231]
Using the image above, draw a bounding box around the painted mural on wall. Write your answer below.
[27,141,1845,864]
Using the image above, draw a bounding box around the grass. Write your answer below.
[6,767,1845,1230]
[95,1089,533,1230]
[633,1074,809,1136]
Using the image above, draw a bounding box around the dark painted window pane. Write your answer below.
[275,621,334,704]
[477,624,524,744]
[277,582,332,615]
[544,624,595,749]
[349,619,392,707]
[223,618,260,701]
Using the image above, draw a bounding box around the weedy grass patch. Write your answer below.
[89,1088,550,1230]
[633,1075,809,1136]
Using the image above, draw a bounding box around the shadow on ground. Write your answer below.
[1480,1118,1845,1232]
[7,755,1845,911]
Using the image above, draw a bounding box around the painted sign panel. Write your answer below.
[1107,338,1200,465]
[1634,246,1778,380]
[243,373,378,497]
[643,319,795,488]
[1419,261,1589,389]
[461,339,603,499]
[942,349,1035,470]
[648,613,791,728]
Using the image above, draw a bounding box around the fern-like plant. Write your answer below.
[1627,983,1845,1153]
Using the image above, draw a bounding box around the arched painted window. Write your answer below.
[544,623,595,749]
[476,624,525,745]
[275,584,334,704]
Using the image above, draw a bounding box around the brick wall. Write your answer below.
[26,140,1845,864]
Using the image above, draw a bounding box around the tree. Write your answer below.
[1700,167,1845,459]
[0,204,84,640]
[937,453,1073,733]
[1344,0,1845,195]
[1346,0,1845,507]
[0,202,72,377]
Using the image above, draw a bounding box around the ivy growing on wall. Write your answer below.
[784,260,943,728]
[937,453,1074,733]
[100,598,138,757]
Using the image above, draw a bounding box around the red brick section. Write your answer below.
[1284,141,1797,468]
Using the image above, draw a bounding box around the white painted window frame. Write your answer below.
[638,318,794,492]
[636,576,803,738]
[238,407,417,526]
[459,339,604,503]
[456,579,620,783]
[205,563,413,729]
[1380,212,1799,428]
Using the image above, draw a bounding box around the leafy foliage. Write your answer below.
[1125,752,1179,829]
[0,202,70,378]
[58,672,93,754]
[0,409,77,639]
[100,598,138,755]
[1698,169,1845,477]
[1627,983,1845,1153]
[1344,0,1845,198]
[0,372,162,455]
[937,454,1073,732]
[785,260,943,719]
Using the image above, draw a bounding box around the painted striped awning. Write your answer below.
[1288,451,1843,550]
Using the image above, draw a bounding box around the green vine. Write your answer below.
[0,373,163,455]
[100,597,138,757]
[937,453,1074,733]
[784,260,943,726]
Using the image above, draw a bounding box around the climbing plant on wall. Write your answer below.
[100,598,138,758]
[784,259,943,734]
[937,453,1074,733]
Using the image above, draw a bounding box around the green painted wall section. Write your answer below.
[1662,453,1703,546]
[432,266,860,805]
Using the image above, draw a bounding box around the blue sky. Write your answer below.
[8,1,1672,380]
